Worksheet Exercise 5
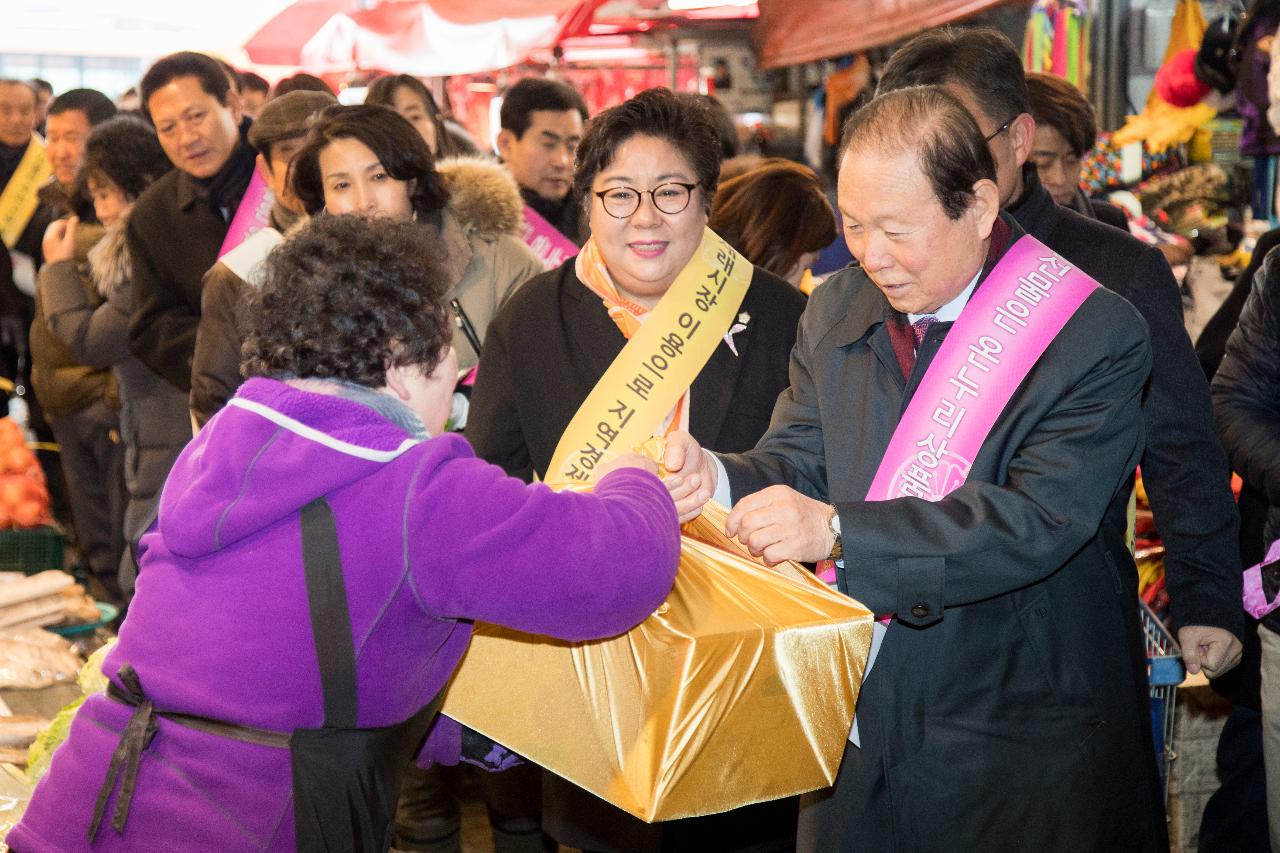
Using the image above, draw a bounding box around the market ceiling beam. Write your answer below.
[754,0,1008,68]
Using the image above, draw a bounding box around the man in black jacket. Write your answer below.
[1213,247,1280,851]
[127,52,255,395]
[878,27,1245,677]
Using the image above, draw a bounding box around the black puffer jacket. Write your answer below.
[1213,246,1280,632]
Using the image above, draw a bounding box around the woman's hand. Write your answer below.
[597,452,659,479]
[42,216,78,264]
[662,430,716,522]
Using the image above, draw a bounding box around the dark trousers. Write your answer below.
[49,400,125,601]
[396,761,550,853]
[1199,703,1270,852]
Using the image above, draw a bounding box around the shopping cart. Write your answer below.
[1141,597,1184,803]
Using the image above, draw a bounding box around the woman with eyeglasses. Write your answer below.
[467,87,806,853]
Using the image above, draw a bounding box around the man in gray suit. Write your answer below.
[665,87,1166,851]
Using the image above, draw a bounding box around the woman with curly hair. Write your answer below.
[35,114,182,600]
[10,214,680,853]
[289,101,547,852]
[289,103,540,383]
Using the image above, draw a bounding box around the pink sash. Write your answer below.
[522,206,579,270]
[820,235,1099,586]
[868,235,1098,502]
[218,171,275,258]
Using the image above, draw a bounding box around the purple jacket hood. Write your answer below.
[159,377,431,558]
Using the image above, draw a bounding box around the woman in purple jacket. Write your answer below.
[10,214,681,853]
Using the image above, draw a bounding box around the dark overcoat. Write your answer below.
[720,217,1167,853]
[126,168,232,393]
[1013,168,1243,640]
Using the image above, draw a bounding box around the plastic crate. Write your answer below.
[0,525,65,573]
[1141,597,1183,804]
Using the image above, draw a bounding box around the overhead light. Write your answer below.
[667,0,756,9]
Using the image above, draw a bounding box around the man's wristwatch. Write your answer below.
[827,506,842,561]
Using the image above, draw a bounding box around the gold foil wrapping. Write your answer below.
[441,502,874,822]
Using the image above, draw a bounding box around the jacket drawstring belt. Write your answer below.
[88,662,291,843]
[88,664,156,843]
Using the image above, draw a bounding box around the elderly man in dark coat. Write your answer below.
[878,26,1244,680]
[664,86,1165,852]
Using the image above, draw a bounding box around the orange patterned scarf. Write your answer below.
[574,237,689,435]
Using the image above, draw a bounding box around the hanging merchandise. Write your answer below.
[1231,0,1280,156]
[1113,0,1218,153]
[1081,132,1187,194]
[1023,0,1091,89]
[821,55,871,147]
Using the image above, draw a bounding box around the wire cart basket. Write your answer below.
[1141,597,1184,803]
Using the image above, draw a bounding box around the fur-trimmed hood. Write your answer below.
[436,156,525,240]
[87,217,131,301]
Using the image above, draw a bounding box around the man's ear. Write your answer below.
[970,178,1002,241]
[1007,112,1037,170]
[495,128,516,161]
[225,88,244,125]
[383,363,411,401]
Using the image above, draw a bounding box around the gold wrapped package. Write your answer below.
[440,503,874,822]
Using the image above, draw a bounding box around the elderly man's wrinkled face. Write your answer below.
[0,82,36,148]
[838,145,998,315]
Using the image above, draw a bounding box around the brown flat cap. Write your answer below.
[248,89,336,151]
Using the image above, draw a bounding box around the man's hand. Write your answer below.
[42,216,78,265]
[1178,625,1243,678]
[725,485,835,565]
[662,430,716,522]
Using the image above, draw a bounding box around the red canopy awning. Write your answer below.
[245,0,356,66]
[755,0,1010,69]
[245,0,594,70]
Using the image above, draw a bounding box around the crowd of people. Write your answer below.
[0,22,1270,853]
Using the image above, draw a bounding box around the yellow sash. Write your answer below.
[0,136,51,250]
[545,227,753,488]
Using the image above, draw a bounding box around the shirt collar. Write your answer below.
[909,268,981,324]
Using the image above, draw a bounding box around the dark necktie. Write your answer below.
[911,315,937,355]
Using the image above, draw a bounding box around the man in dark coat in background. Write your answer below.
[664,85,1165,852]
[189,89,333,426]
[496,78,589,246]
[879,26,1245,678]
[127,51,256,396]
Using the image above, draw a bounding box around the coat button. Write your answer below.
[910,602,930,619]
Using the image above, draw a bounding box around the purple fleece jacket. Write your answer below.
[12,377,679,852]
